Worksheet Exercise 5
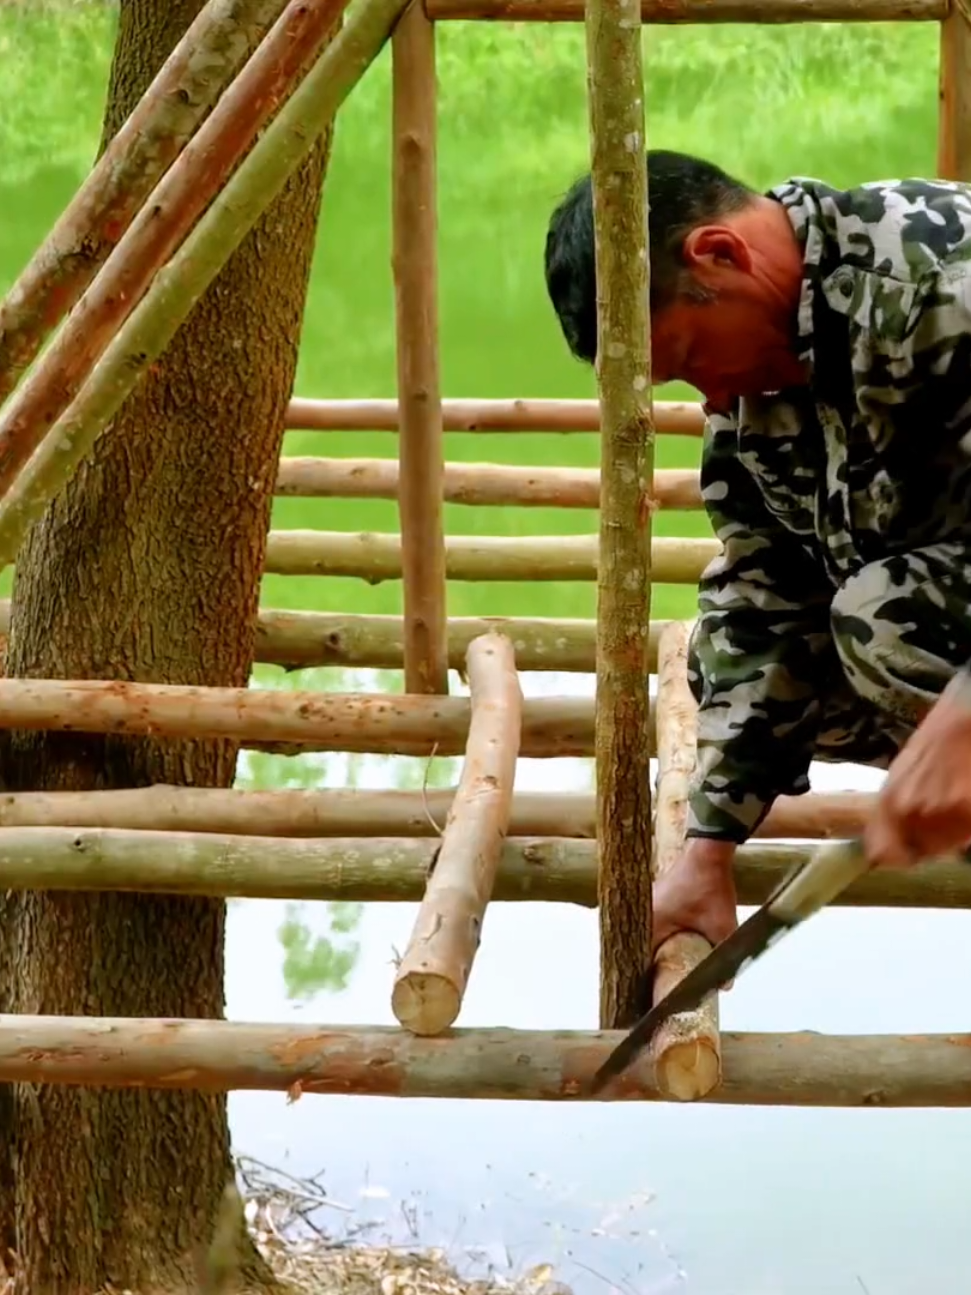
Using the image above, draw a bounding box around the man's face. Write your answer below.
[649,217,808,413]
[651,292,805,414]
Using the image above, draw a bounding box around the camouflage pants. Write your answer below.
[688,539,971,779]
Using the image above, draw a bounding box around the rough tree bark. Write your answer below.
[0,2,331,1290]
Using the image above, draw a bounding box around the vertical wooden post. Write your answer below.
[392,0,449,695]
[938,1,971,180]
[584,0,654,1027]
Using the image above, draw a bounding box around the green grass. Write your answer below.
[0,7,943,626]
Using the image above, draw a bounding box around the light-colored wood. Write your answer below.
[0,766,880,839]
[0,0,411,572]
[0,828,965,911]
[392,0,448,694]
[0,0,348,503]
[425,0,944,19]
[263,530,719,583]
[0,1018,966,1105]
[0,0,291,407]
[2,602,647,674]
[938,0,971,180]
[392,634,522,1034]
[274,457,702,510]
[284,396,705,434]
[584,0,654,1029]
[250,608,664,671]
[0,677,607,759]
[650,621,721,1100]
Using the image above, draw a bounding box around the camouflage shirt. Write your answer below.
[687,175,971,843]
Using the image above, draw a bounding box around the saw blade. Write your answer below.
[587,836,877,1096]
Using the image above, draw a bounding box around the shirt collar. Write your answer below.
[767,178,828,373]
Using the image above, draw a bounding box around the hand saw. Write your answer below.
[586,835,960,1097]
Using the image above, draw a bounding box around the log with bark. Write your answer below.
[0,0,348,501]
[392,634,522,1034]
[0,0,413,574]
[284,395,706,434]
[262,529,719,582]
[274,456,703,509]
[0,1018,964,1107]
[392,0,448,694]
[0,601,650,674]
[0,0,289,408]
[650,621,721,1100]
[585,0,653,1028]
[0,677,608,759]
[0,828,966,911]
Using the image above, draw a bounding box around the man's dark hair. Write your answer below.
[543,149,756,365]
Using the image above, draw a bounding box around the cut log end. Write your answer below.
[650,930,722,1101]
[654,1037,722,1102]
[391,970,462,1037]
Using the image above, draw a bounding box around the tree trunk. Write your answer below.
[0,2,331,1289]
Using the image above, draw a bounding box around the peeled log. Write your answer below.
[0,678,602,759]
[274,457,702,510]
[0,1018,965,1106]
[392,634,522,1034]
[283,395,706,436]
[263,529,718,584]
[650,621,721,1100]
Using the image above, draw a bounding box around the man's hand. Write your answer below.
[652,838,739,953]
[866,674,971,869]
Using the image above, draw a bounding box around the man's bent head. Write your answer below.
[543,149,807,411]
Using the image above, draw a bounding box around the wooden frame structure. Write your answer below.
[0,0,967,1105]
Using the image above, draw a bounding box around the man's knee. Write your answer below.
[831,558,956,720]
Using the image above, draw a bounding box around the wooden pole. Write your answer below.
[1,601,633,674]
[285,395,705,435]
[0,779,878,840]
[251,607,657,673]
[0,826,963,911]
[650,621,721,1100]
[585,0,653,1028]
[0,1018,965,1105]
[392,1,448,695]
[0,0,348,503]
[938,0,971,180]
[0,0,290,409]
[275,457,702,509]
[262,530,718,583]
[0,677,603,759]
[0,0,411,573]
[392,634,522,1033]
[425,0,944,21]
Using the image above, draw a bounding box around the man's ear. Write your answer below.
[682,225,753,277]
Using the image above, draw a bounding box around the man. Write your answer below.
[544,149,971,951]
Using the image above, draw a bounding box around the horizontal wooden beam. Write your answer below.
[0,784,871,841]
[0,677,608,759]
[423,0,943,20]
[263,530,718,584]
[253,608,652,672]
[275,457,703,510]
[285,396,705,435]
[0,602,625,675]
[1,828,968,912]
[0,1017,966,1105]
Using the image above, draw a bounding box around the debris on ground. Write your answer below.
[238,1156,575,1295]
